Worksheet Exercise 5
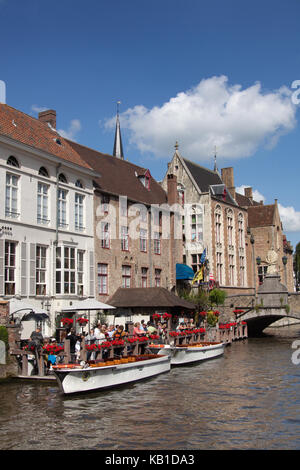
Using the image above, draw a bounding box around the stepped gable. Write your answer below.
[67,139,168,205]
[0,103,92,170]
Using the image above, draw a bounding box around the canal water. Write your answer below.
[1,325,300,451]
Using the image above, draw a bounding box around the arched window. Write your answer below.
[38,166,49,178]
[75,179,83,188]
[226,209,234,247]
[7,156,20,168]
[215,205,222,244]
[58,173,67,184]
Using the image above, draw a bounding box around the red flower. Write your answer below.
[77,317,89,325]
[61,318,74,326]
[162,313,172,319]
[199,311,207,317]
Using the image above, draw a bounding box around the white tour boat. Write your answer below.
[52,354,171,395]
[148,341,225,366]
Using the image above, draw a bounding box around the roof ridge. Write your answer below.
[67,138,148,172]
[0,103,59,133]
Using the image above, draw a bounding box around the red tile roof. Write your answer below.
[0,104,92,170]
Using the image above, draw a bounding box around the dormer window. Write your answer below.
[7,156,20,168]
[137,169,151,190]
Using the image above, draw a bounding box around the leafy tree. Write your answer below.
[294,242,300,288]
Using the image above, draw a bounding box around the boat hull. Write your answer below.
[53,355,171,395]
[149,342,225,366]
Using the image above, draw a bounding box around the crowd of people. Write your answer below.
[26,319,170,372]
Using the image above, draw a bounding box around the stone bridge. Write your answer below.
[223,274,300,336]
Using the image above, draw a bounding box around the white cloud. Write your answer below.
[278,204,300,233]
[104,76,297,161]
[236,185,266,204]
[236,186,300,233]
[31,104,49,114]
[58,119,81,141]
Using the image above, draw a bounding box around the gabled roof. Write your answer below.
[0,103,92,170]
[108,287,195,309]
[181,156,237,205]
[183,157,222,192]
[247,204,276,227]
[67,139,168,205]
[235,192,261,207]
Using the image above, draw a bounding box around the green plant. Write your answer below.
[209,288,226,307]
[285,304,290,314]
[206,311,219,327]
[0,326,9,351]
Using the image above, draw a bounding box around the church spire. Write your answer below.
[113,101,124,159]
[213,145,218,172]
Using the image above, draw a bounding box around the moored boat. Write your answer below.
[52,354,171,394]
[148,341,225,366]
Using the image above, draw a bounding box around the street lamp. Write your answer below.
[256,256,261,266]
[282,255,288,287]
[249,233,256,297]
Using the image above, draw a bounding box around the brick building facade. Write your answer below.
[67,140,183,304]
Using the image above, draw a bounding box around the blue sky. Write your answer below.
[1,0,300,248]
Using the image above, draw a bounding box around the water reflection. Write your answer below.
[1,326,300,449]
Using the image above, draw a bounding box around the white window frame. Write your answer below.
[5,173,19,219]
[37,182,49,225]
[36,245,47,295]
[75,193,85,232]
[98,263,108,295]
[58,188,68,228]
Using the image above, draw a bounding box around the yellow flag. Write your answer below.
[192,267,203,285]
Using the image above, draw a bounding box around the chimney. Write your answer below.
[167,174,178,205]
[38,109,56,129]
[244,187,253,203]
[221,167,235,201]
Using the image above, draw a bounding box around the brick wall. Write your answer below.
[0,301,9,326]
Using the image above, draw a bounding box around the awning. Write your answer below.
[60,298,116,312]
[176,263,195,280]
[9,298,48,320]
